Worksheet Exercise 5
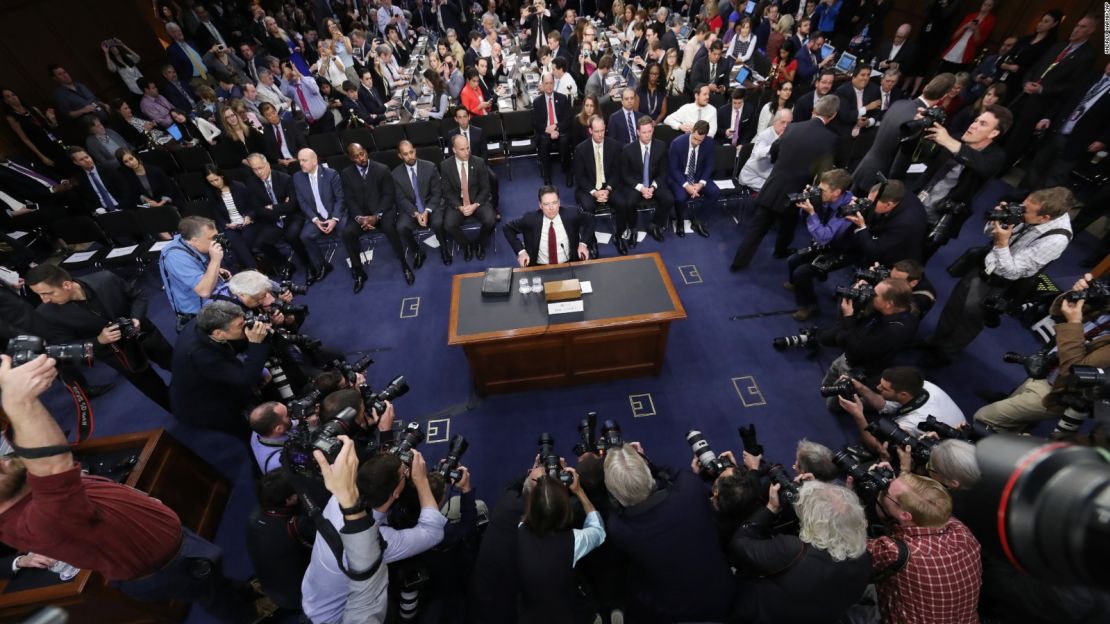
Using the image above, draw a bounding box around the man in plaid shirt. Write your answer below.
[868,473,982,624]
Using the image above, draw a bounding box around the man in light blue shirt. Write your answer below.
[158,216,229,323]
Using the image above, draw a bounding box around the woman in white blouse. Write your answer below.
[662,47,686,96]
[725,17,757,63]
[757,81,794,133]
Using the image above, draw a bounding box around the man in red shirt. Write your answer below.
[0,354,253,622]
[868,472,982,624]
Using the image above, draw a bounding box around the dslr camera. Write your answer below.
[212,232,230,250]
[838,197,874,218]
[1002,348,1058,380]
[835,282,875,307]
[330,355,374,386]
[853,265,890,285]
[537,433,574,486]
[818,369,867,399]
[243,309,272,329]
[573,412,600,456]
[832,446,895,505]
[984,202,1025,226]
[1064,280,1110,309]
[788,185,822,207]
[773,326,820,350]
[927,200,967,247]
[767,464,801,506]
[901,105,948,138]
[917,415,994,442]
[7,335,93,368]
[390,421,425,465]
[359,374,409,416]
[686,429,736,479]
[276,279,308,296]
[112,318,141,340]
[866,418,937,468]
[437,434,469,483]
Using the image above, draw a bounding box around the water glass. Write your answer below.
[518,277,530,295]
[531,276,543,294]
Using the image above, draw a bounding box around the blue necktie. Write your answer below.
[641,145,650,187]
[265,178,277,204]
[626,111,634,143]
[685,147,697,184]
[89,169,117,210]
[411,167,424,213]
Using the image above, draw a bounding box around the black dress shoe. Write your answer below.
[352,271,367,294]
[440,247,453,266]
[628,229,639,248]
[674,221,685,238]
[648,225,665,242]
[414,252,426,269]
[476,242,486,261]
[317,263,334,282]
[403,267,415,285]
[615,237,628,255]
[772,248,794,259]
[463,243,474,261]
[279,264,296,279]
[306,266,322,285]
[84,383,115,398]
[565,175,574,188]
[692,221,710,237]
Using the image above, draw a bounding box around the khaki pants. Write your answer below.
[974,378,1054,431]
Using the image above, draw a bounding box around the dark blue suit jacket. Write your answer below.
[207,181,256,229]
[167,41,206,84]
[607,108,639,145]
[292,166,345,223]
[667,133,717,194]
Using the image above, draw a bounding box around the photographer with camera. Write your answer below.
[27,265,173,411]
[302,448,445,623]
[867,473,982,624]
[976,273,1110,434]
[820,278,918,410]
[245,470,316,611]
[317,388,397,456]
[687,442,763,538]
[785,168,855,321]
[890,259,936,319]
[603,443,736,621]
[728,481,871,624]
[170,300,270,436]
[844,180,928,267]
[0,354,257,622]
[837,366,966,456]
[223,269,303,330]
[925,188,1075,367]
[158,216,231,329]
[248,401,293,474]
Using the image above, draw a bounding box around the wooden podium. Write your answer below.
[0,429,231,623]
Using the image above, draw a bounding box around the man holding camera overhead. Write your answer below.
[27,265,173,411]
[925,188,1074,367]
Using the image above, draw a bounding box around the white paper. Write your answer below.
[345,250,373,268]
[8,231,28,240]
[510,139,532,147]
[487,142,501,151]
[149,241,170,252]
[715,179,736,190]
[637,231,647,243]
[106,245,138,258]
[548,300,584,315]
[682,220,695,234]
[63,251,97,263]
[594,232,612,245]
[422,236,441,249]
[580,280,593,294]
[907,163,928,174]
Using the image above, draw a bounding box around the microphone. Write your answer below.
[561,241,578,283]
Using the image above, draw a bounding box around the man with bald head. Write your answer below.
[875,24,916,74]
[340,143,412,289]
[292,148,347,285]
[439,134,496,261]
[393,140,446,265]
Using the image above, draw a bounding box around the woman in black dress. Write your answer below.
[1,88,67,172]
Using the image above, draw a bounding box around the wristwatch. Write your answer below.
[339,497,365,515]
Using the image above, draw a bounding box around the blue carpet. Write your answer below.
[38,159,1097,623]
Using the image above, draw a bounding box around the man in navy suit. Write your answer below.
[260,103,308,171]
[532,73,572,186]
[448,107,499,214]
[574,115,623,255]
[615,115,673,243]
[667,121,717,238]
[716,88,757,146]
[66,147,136,215]
[607,88,641,146]
[292,148,346,285]
[165,22,211,84]
[504,185,590,266]
[159,65,198,112]
[244,154,311,276]
[1025,61,1110,190]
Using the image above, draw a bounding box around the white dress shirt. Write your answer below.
[663,102,718,137]
[555,72,578,102]
[535,214,569,264]
[739,126,780,191]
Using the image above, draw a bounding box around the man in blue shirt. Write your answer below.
[786,168,854,320]
[158,216,229,327]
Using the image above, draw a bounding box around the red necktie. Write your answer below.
[274,125,283,151]
[547,96,555,127]
[460,163,471,206]
[547,220,558,264]
[1054,44,1074,64]
[295,85,313,123]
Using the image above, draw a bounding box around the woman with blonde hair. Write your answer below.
[662,47,686,96]
[766,14,794,62]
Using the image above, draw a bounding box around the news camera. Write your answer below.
[537,433,574,486]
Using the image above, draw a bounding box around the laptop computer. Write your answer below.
[835,51,858,74]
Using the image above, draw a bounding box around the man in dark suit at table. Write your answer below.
[616,115,673,244]
[532,73,572,186]
[448,107,499,214]
[505,185,590,267]
[244,153,311,276]
[716,88,757,147]
[393,140,447,266]
[292,148,347,286]
[356,69,392,126]
[574,115,623,256]
[667,120,717,238]
[340,143,413,290]
[440,134,496,261]
[730,95,838,271]
[793,70,836,123]
[260,102,308,172]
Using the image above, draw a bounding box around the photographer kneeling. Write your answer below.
[728,481,871,624]
[785,168,855,321]
[222,270,304,331]
[975,273,1110,434]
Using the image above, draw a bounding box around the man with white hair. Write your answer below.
[875,24,915,73]
[255,69,292,111]
[739,108,792,191]
[164,22,210,84]
[291,148,348,287]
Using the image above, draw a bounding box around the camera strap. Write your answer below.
[59,377,94,443]
[11,442,74,458]
[872,537,910,582]
[896,391,930,416]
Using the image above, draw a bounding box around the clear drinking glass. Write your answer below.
[49,560,79,581]
[531,276,543,294]
[518,277,530,295]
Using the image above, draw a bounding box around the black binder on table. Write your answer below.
[481,267,513,297]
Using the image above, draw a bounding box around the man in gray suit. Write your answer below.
[585,55,620,106]
[393,141,447,266]
[439,134,496,262]
[851,74,955,196]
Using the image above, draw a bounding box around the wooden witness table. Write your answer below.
[449,253,687,394]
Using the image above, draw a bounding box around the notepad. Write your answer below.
[106,245,138,259]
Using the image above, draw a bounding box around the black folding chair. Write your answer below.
[137,204,183,237]
[327,154,353,171]
[94,211,151,270]
[405,120,442,148]
[371,150,402,171]
[308,133,345,159]
[48,217,111,270]
[137,148,180,176]
[173,145,213,172]
[371,125,406,153]
[339,127,375,150]
[175,172,211,200]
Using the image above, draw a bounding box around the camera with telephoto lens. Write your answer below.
[928,200,967,246]
[113,317,141,340]
[390,421,425,465]
[573,412,599,456]
[311,406,360,464]
[276,280,308,296]
[537,433,574,486]
[1063,280,1110,310]
[288,388,322,421]
[273,328,321,350]
[737,424,763,457]
[1002,348,1058,380]
[788,185,822,207]
[1065,365,1110,399]
[981,293,1011,329]
[773,326,820,350]
[853,266,891,285]
[901,105,948,138]
[832,447,895,505]
[866,418,937,468]
[917,415,994,442]
[985,202,1025,226]
[599,419,623,451]
[767,464,800,505]
[838,197,874,218]
[437,434,469,483]
[835,282,875,307]
[818,368,867,399]
[330,355,374,386]
[273,301,309,319]
[7,335,93,368]
[243,310,271,329]
[359,374,409,416]
[686,429,736,479]
[212,232,230,250]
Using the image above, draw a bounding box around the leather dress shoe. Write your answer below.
[674,221,685,238]
[792,306,819,321]
[628,229,638,249]
[440,247,453,266]
[691,220,709,237]
[318,263,335,281]
[648,225,665,242]
[772,247,794,259]
[414,252,426,269]
[279,264,297,279]
[403,267,415,285]
[84,383,115,398]
[615,237,628,255]
[352,271,367,294]
[463,243,474,261]
[476,242,486,261]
